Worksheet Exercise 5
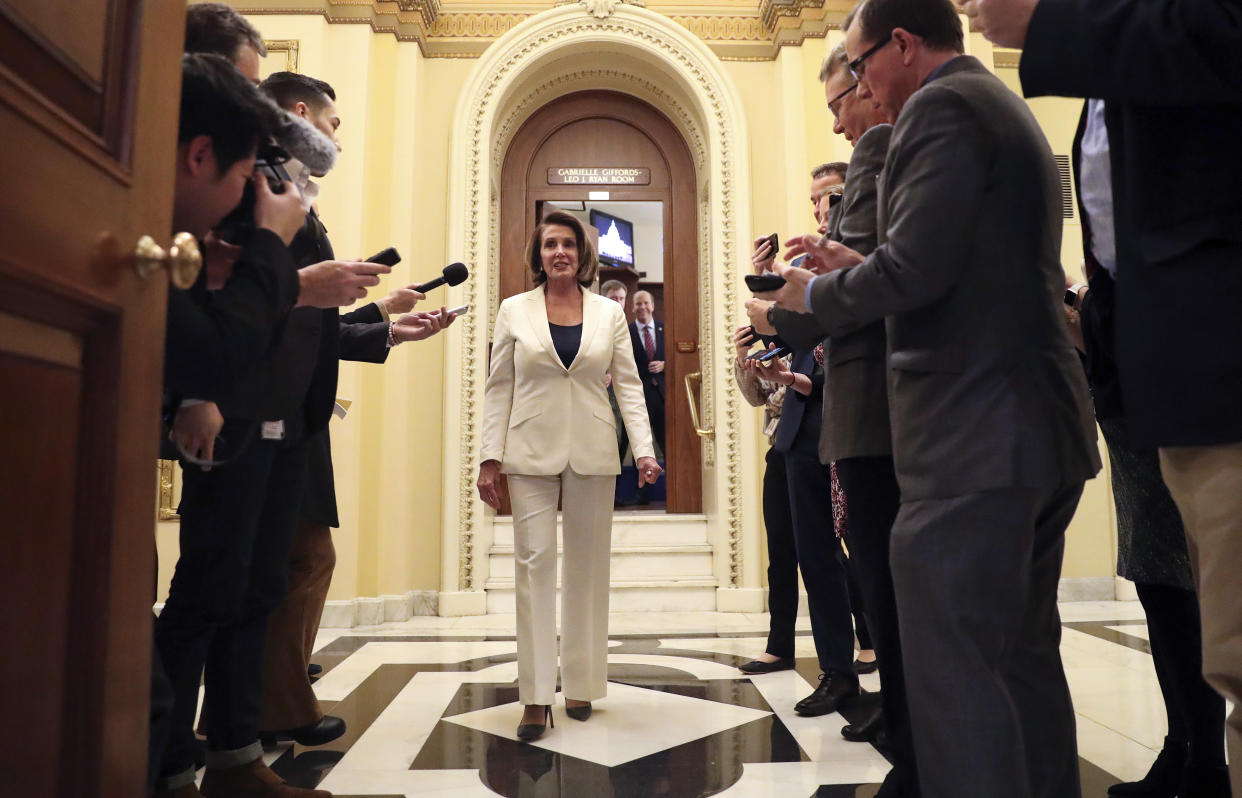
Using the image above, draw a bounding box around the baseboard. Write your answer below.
[715,587,765,613]
[320,590,439,628]
[1113,577,1139,602]
[437,590,489,617]
[1056,576,1118,602]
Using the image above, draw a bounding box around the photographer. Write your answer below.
[153,52,311,798]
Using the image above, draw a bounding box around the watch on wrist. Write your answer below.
[1064,283,1088,313]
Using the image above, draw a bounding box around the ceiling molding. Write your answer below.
[229,1,848,59]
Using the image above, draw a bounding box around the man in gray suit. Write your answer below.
[773,2,1101,796]
[752,38,917,798]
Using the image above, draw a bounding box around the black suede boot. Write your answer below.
[1178,762,1231,798]
[1107,737,1186,797]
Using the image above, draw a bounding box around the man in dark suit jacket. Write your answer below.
[628,290,665,504]
[629,290,665,452]
[774,3,1101,796]
[762,38,917,798]
[968,1,1242,790]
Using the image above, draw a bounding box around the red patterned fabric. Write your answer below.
[830,461,848,539]
[814,342,825,367]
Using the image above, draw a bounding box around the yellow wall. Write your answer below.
[158,8,1118,606]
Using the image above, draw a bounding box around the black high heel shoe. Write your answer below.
[517,705,553,742]
[565,701,592,721]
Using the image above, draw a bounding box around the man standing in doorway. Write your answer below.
[628,290,665,505]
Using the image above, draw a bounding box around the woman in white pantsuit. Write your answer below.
[477,211,662,742]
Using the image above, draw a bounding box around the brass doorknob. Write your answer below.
[135,232,201,290]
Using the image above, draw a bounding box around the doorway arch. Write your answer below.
[439,1,762,614]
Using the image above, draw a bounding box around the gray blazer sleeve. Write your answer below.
[1020,0,1242,104]
[808,87,988,336]
[836,124,888,257]
[771,307,826,349]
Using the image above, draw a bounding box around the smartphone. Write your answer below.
[738,325,759,347]
[365,247,401,267]
[765,232,780,254]
[445,304,469,316]
[744,273,787,293]
[757,346,791,363]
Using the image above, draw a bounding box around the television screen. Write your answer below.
[590,209,635,267]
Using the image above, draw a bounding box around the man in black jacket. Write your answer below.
[966,0,1242,792]
[250,72,452,746]
[627,290,665,504]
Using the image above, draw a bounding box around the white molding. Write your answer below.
[715,587,765,613]
[318,590,440,628]
[1112,576,1139,602]
[437,590,489,617]
[1056,577,1117,603]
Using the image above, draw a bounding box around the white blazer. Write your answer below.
[481,286,656,476]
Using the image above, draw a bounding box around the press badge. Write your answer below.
[261,420,286,440]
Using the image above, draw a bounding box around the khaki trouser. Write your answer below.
[1159,441,1242,795]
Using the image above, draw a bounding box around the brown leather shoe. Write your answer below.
[154,785,205,798]
[200,757,332,798]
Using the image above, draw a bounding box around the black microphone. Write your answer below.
[415,262,468,293]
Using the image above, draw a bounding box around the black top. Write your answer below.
[549,322,582,369]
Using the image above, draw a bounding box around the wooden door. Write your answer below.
[0,2,185,794]
[499,90,702,513]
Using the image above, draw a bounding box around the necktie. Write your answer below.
[643,325,656,360]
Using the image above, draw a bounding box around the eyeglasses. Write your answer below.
[848,32,893,80]
[827,83,858,119]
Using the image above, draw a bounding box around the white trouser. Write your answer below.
[509,468,615,706]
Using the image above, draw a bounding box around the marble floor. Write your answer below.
[245,601,1190,797]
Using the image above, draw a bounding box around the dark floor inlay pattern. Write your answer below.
[411,668,806,798]
[283,629,1131,795]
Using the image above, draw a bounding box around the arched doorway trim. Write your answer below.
[440,1,759,612]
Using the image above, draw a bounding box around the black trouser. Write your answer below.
[1137,581,1227,767]
[835,456,917,793]
[843,545,872,650]
[148,626,174,795]
[782,411,857,682]
[154,428,308,777]
[762,446,799,659]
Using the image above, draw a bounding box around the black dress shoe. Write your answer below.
[738,657,796,675]
[852,656,879,675]
[841,705,883,743]
[260,714,347,747]
[1179,763,1231,798]
[517,705,553,742]
[307,663,323,677]
[794,672,860,717]
[565,702,592,721]
[1108,737,1185,797]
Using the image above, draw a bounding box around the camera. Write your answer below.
[214,142,290,246]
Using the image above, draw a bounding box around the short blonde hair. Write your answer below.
[819,42,851,83]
